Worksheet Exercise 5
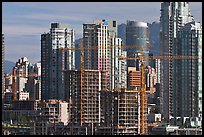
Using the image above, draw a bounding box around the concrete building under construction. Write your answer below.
[64,70,103,128]
[64,69,147,135]
[95,89,148,135]
[112,89,141,135]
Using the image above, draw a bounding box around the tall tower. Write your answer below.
[41,23,75,100]
[12,57,30,97]
[126,21,149,68]
[118,23,126,45]
[148,21,160,56]
[26,62,41,101]
[2,34,5,101]
[111,37,127,90]
[83,19,127,128]
[176,21,202,118]
[159,2,194,120]
[83,19,117,91]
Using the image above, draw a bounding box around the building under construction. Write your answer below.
[64,69,104,134]
[64,69,147,134]
[64,68,148,135]
[95,89,148,135]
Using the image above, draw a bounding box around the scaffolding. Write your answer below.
[60,45,201,135]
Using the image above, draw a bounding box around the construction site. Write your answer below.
[7,42,201,135]
[3,16,201,135]
[64,69,148,135]
[56,40,201,135]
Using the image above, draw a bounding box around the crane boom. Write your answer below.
[80,40,84,126]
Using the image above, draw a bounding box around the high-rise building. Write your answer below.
[126,21,149,67]
[148,21,160,56]
[110,37,127,90]
[64,70,102,128]
[159,2,194,120]
[12,57,30,94]
[83,19,115,70]
[83,19,127,91]
[96,89,141,135]
[113,89,140,134]
[175,21,202,118]
[118,23,126,45]
[75,38,83,70]
[2,34,5,100]
[127,67,141,90]
[83,19,128,129]
[26,62,41,100]
[41,23,75,100]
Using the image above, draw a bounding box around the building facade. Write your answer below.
[26,63,41,100]
[40,100,69,125]
[83,19,119,91]
[175,21,202,119]
[82,20,127,127]
[148,21,160,56]
[126,21,149,67]
[127,67,141,90]
[117,23,126,45]
[41,23,75,100]
[159,2,194,120]
[12,57,30,95]
[112,89,141,135]
[110,37,127,90]
[2,34,5,100]
[64,70,102,126]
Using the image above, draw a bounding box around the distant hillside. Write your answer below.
[4,60,15,74]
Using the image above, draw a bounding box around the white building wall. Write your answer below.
[49,23,75,100]
[18,91,29,100]
[111,37,127,90]
[59,102,69,125]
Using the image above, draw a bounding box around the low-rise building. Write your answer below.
[148,113,162,123]
[151,123,179,135]
[18,91,29,100]
[170,128,202,135]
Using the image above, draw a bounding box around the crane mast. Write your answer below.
[80,40,84,126]
[140,49,146,134]
[12,67,17,101]
[57,45,201,135]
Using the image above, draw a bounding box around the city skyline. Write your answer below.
[2,2,202,63]
[2,2,202,135]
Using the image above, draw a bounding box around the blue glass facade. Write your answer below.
[126,21,149,68]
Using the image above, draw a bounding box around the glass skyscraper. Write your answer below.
[126,21,149,68]
[175,21,202,118]
[159,2,194,121]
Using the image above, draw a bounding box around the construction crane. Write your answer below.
[12,67,17,101]
[118,49,202,135]
[59,45,202,135]
[80,40,85,126]
[59,44,153,51]
[140,49,146,135]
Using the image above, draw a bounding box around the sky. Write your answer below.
[2,2,202,64]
